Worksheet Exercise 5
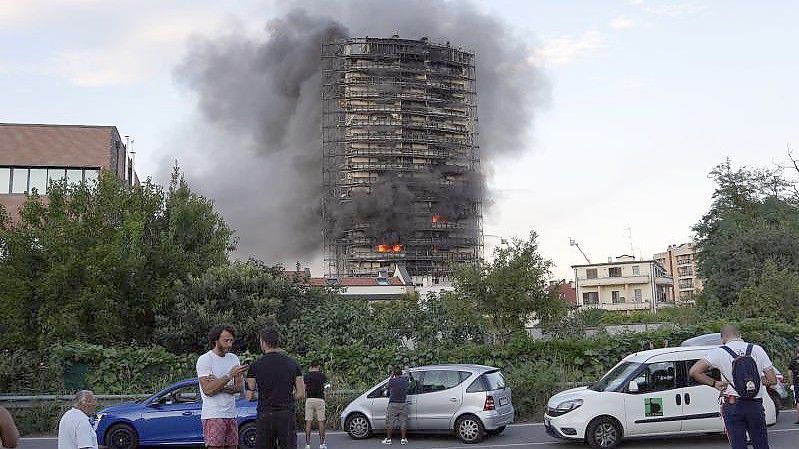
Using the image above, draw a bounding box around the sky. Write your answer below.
[2,0,798,280]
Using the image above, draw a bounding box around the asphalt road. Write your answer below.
[18,412,799,449]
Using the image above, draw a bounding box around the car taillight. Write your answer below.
[484,395,495,411]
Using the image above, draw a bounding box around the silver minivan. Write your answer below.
[341,364,514,443]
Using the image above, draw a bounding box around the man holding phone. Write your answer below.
[197,325,249,449]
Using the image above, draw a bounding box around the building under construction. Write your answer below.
[322,36,482,282]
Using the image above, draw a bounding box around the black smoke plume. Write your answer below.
[172,0,543,264]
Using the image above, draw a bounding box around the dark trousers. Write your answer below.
[256,409,296,449]
[721,398,769,449]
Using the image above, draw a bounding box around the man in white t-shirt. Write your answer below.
[689,324,777,449]
[197,325,249,449]
[57,390,98,449]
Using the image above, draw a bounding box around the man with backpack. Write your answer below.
[689,324,778,449]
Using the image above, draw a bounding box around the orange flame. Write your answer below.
[432,215,447,223]
[376,244,403,253]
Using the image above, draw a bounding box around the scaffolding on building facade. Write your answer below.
[322,36,482,281]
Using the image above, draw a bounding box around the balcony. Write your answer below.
[578,275,650,287]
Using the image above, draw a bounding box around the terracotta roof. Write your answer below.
[556,282,577,306]
[0,123,119,168]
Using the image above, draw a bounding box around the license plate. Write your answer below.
[499,397,509,406]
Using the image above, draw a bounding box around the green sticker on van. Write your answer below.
[645,398,663,417]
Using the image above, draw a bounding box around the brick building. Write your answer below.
[0,123,137,218]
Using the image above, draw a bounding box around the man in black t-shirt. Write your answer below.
[789,348,799,424]
[245,327,305,449]
[303,361,328,449]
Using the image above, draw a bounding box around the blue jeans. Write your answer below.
[721,398,769,449]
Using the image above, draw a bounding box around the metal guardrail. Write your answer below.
[0,390,363,409]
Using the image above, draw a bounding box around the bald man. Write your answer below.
[689,324,777,449]
[0,406,19,448]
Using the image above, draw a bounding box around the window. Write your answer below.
[48,168,66,186]
[160,384,200,404]
[28,169,47,194]
[586,268,598,279]
[678,279,693,289]
[632,265,640,276]
[686,360,720,386]
[629,361,677,393]
[11,168,28,193]
[608,267,622,277]
[678,266,693,277]
[679,291,695,301]
[418,370,464,393]
[634,289,642,302]
[611,291,625,303]
[66,169,83,186]
[583,292,599,305]
[84,169,100,185]
[677,255,692,265]
[0,168,10,194]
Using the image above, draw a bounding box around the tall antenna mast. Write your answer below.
[569,238,592,264]
[626,226,635,256]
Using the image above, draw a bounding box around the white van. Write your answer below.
[544,345,777,448]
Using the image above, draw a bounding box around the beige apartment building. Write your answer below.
[572,255,674,312]
[654,243,703,304]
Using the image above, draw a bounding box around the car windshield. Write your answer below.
[590,362,641,392]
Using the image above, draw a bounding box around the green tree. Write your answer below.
[154,260,325,354]
[694,159,799,309]
[0,167,234,349]
[451,231,567,344]
[733,261,799,321]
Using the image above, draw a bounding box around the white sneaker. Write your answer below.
[305,445,311,449]
[320,444,327,449]
[400,438,408,445]
[382,438,392,445]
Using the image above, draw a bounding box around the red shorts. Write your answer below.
[202,418,238,447]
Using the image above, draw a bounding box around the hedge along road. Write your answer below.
[17,413,799,449]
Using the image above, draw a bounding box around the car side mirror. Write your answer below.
[383,389,390,397]
[628,381,639,393]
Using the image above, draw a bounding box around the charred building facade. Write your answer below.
[322,36,482,281]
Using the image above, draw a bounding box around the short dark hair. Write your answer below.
[392,366,402,376]
[259,327,281,348]
[208,324,235,348]
[310,360,321,368]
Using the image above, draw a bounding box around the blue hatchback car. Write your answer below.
[94,379,257,449]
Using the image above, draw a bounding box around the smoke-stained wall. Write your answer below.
[173,0,543,266]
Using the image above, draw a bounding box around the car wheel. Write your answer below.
[586,417,622,449]
[106,424,138,449]
[769,390,781,419]
[345,413,372,440]
[486,425,506,436]
[455,414,485,444]
[239,421,257,449]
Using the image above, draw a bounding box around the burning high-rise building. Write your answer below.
[322,36,482,281]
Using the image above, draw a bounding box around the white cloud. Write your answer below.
[631,0,705,17]
[52,12,241,87]
[529,31,605,66]
[610,16,639,30]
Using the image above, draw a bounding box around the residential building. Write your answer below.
[572,255,674,312]
[321,36,481,285]
[654,243,703,304]
[287,265,415,301]
[550,279,577,307]
[0,123,137,219]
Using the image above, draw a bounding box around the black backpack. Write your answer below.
[721,344,761,399]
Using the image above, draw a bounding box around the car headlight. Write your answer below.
[554,399,583,415]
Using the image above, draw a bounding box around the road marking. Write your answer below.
[426,442,564,448]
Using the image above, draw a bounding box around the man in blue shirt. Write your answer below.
[382,367,410,445]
